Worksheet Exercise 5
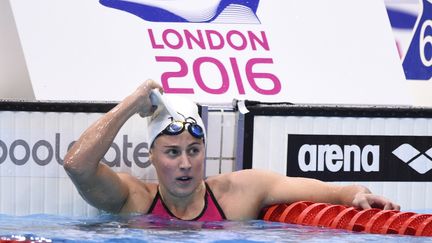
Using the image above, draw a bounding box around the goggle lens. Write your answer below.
[188,124,204,138]
[166,121,184,135]
[161,117,204,139]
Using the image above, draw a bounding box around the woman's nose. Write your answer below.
[179,154,192,169]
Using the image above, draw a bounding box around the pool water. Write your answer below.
[0,213,430,243]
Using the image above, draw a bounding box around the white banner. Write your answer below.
[9,0,411,105]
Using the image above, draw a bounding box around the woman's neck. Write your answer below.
[158,181,206,220]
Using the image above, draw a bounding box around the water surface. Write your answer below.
[0,214,430,242]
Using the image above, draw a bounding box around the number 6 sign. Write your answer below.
[402,0,432,80]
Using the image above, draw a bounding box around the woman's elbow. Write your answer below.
[63,152,85,177]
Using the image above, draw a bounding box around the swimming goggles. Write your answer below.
[160,117,204,139]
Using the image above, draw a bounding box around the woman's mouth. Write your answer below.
[176,176,192,182]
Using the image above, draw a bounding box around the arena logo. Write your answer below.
[392,143,432,174]
[0,133,150,168]
[287,134,432,181]
[298,144,380,173]
[99,0,261,24]
[402,0,432,80]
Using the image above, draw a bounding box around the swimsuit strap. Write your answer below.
[147,183,226,221]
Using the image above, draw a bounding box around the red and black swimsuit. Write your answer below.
[147,182,226,221]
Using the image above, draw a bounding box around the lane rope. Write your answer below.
[260,201,432,236]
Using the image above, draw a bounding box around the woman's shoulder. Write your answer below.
[118,173,158,213]
[206,169,270,181]
[119,173,158,193]
[205,169,266,192]
[205,169,270,219]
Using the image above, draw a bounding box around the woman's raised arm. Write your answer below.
[63,80,162,213]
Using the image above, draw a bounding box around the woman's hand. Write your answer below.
[352,192,400,210]
[132,79,163,117]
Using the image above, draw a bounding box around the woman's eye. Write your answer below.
[188,147,201,156]
[166,149,180,157]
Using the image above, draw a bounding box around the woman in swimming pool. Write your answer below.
[63,79,400,221]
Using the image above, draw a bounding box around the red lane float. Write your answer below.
[297,203,329,225]
[312,204,345,227]
[279,201,312,224]
[364,210,398,233]
[347,208,381,232]
[260,202,432,237]
[330,207,358,230]
[381,211,416,234]
[416,216,432,236]
[399,214,432,235]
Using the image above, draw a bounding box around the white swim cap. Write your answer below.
[147,94,206,147]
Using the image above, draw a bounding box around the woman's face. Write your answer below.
[150,131,205,198]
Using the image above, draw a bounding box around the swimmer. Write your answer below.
[63,79,400,221]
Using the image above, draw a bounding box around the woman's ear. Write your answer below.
[148,148,153,164]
